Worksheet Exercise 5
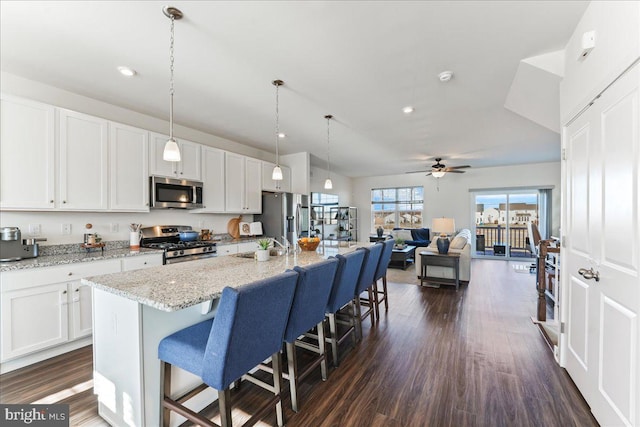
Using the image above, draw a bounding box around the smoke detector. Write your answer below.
[438,71,454,82]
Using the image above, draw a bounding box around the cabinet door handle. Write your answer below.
[143,261,147,265]
[75,288,80,292]
[63,200,67,204]
[50,200,54,203]
[68,272,73,276]
[62,290,67,294]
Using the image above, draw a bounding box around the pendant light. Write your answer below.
[162,6,182,162]
[324,114,333,190]
[272,80,284,181]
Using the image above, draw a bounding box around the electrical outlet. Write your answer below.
[198,220,205,229]
[110,223,119,232]
[61,223,72,235]
[29,224,41,235]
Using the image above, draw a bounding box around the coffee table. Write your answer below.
[389,245,416,270]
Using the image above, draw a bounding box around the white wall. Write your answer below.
[309,165,352,206]
[560,1,640,123]
[352,162,561,241]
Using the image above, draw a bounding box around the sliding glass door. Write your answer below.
[473,190,541,259]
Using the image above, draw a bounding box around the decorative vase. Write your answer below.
[256,249,270,262]
[129,231,140,250]
[376,226,384,237]
[436,236,450,254]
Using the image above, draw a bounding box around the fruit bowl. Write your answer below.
[298,237,321,251]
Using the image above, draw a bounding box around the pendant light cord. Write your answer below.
[326,116,331,179]
[275,82,280,166]
[169,14,175,140]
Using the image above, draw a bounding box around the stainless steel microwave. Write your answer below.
[149,176,203,209]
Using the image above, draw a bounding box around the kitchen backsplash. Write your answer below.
[0,210,253,245]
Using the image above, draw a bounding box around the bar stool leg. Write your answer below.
[161,362,171,427]
[218,388,232,427]
[317,321,328,380]
[286,342,300,413]
[328,313,339,366]
[382,276,389,312]
[272,352,285,427]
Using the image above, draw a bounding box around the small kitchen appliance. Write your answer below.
[149,176,203,209]
[140,225,216,264]
[0,227,47,262]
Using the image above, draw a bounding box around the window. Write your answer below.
[371,187,423,232]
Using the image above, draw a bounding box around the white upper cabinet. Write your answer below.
[58,109,109,210]
[149,132,201,181]
[0,95,55,210]
[225,153,262,213]
[262,161,291,193]
[109,122,149,211]
[197,146,226,212]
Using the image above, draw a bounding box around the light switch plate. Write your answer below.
[61,224,72,235]
[29,224,41,235]
[110,223,119,232]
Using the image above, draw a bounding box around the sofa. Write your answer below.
[390,228,430,247]
[415,228,471,283]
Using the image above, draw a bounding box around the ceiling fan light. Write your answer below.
[163,138,181,161]
[324,178,333,190]
[272,165,283,181]
[432,171,445,178]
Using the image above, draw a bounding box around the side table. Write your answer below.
[369,235,390,243]
[419,251,461,290]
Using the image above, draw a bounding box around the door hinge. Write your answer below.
[561,148,567,161]
[561,235,566,247]
[561,322,565,333]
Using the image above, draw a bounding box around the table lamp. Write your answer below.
[432,217,456,254]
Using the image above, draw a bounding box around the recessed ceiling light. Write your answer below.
[402,106,414,114]
[278,133,286,138]
[438,71,453,82]
[117,66,137,77]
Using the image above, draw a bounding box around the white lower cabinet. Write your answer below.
[0,253,163,372]
[1,282,69,361]
[217,244,238,256]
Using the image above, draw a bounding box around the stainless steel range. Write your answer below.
[140,225,216,264]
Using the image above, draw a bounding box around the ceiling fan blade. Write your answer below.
[445,170,465,173]
[425,172,433,176]
[405,169,430,174]
[446,165,471,169]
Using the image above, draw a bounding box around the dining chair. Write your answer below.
[372,239,395,319]
[354,244,383,340]
[158,271,298,427]
[325,250,366,366]
[282,258,339,412]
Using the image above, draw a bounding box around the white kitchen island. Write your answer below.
[82,243,363,427]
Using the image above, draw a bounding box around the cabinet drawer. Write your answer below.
[122,254,163,271]
[1,259,121,291]
[217,244,238,256]
[237,242,258,254]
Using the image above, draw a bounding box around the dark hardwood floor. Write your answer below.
[0,259,598,426]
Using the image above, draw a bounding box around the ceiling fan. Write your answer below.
[406,158,471,177]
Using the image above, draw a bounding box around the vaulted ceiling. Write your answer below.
[0,1,588,177]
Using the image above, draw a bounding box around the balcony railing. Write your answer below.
[475,224,533,257]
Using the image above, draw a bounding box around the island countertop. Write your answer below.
[82,243,366,312]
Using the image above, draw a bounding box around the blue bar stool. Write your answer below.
[158,271,298,427]
[354,244,383,340]
[282,258,339,412]
[372,239,395,319]
[325,250,366,366]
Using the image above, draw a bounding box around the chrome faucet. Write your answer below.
[272,237,289,255]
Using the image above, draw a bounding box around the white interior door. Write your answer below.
[563,63,639,427]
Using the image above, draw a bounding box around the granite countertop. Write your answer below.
[0,247,163,272]
[82,242,367,312]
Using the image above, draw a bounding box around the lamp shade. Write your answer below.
[272,165,283,181]
[163,138,181,161]
[324,178,333,190]
[432,217,455,236]
[432,171,445,178]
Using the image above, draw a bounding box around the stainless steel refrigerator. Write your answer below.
[255,192,309,247]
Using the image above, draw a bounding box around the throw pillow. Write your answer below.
[450,234,468,249]
[391,229,413,242]
[428,238,438,248]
